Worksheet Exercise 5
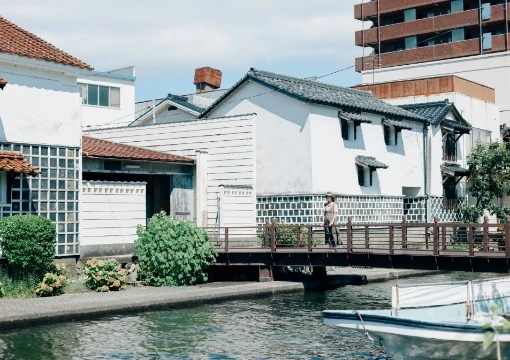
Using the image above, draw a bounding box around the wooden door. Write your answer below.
[170,175,193,221]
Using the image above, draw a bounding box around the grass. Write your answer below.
[62,277,89,294]
[449,244,470,251]
[0,271,39,299]
[0,271,91,299]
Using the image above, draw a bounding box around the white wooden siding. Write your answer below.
[85,114,256,228]
[81,181,146,246]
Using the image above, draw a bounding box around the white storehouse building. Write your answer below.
[85,67,485,230]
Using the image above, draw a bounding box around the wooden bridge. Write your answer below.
[205,216,510,279]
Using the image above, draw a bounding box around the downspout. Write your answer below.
[506,0,509,51]
[423,124,430,248]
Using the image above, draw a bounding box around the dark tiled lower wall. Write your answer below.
[256,195,404,225]
[0,142,80,256]
[257,195,466,225]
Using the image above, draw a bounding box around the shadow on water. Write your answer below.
[0,272,504,359]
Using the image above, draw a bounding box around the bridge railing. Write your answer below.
[202,216,510,256]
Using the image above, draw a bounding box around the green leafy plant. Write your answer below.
[134,212,217,286]
[84,258,126,292]
[258,223,320,248]
[475,304,510,360]
[0,214,56,277]
[461,142,510,224]
[0,270,38,299]
[35,272,66,297]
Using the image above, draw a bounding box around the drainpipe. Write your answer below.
[423,124,430,249]
[479,0,483,55]
[506,0,509,51]
[423,124,429,223]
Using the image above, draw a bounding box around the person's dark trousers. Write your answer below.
[324,220,336,247]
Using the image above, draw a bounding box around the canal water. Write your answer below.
[0,272,498,359]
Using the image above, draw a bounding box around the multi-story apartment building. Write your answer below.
[354,0,510,125]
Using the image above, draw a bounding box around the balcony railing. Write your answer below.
[354,0,450,20]
[355,4,507,46]
[356,34,510,72]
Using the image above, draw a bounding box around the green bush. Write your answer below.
[84,259,126,292]
[134,212,217,286]
[258,223,320,248]
[0,214,56,277]
[35,272,66,297]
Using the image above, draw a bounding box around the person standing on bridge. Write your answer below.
[323,192,339,252]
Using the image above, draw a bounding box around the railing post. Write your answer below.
[441,225,447,250]
[308,225,313,253]
[389,225,394,255]
[364,225,369,249]
[296,225,301,248]
[224,227,229,253]
[483,215,489,252]
[505,216,510,258]
[271,218,277,253]
[469,226,475,257]
[401,215,407,249]
[433,216,439,256]
[506,216,510,258]
[347,216,353,253]
[264,219,269,248]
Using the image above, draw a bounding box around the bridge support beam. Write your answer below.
[312,266,327,279]
[259,266,273,282]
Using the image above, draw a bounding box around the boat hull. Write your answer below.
[323,312,510,360]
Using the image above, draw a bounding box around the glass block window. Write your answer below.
[0,142,80,256]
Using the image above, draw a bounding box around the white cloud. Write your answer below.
[1,0,364,76]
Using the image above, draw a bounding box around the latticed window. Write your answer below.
[443,177,457,210]
[357,165,365,186]
[443,133,457,162]
[341,119,349,140]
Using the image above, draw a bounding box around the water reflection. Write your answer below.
[0,272,500,359]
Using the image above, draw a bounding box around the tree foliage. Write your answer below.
[460,142,510,223]
[134,212,217,286]
[258,223,319,248]
[0,214,56,277]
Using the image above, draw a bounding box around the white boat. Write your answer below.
[322,277,510,360]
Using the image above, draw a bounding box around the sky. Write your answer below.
[1,0,365,102]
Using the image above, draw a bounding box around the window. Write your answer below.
[443,133,457,162]
[78,83,120,108]
[443,177,458,210]
[384,125,391,145]
[0,172,6,204]
[341,119,349,140]
[357,165,365,187]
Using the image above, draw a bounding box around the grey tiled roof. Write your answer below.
[398,101,454,125]
[132,93,204,125]
[355,156,388,169]
[339,110,372,123]
[382,118,412,130]
[442,120,471,134]
[200,68,427,121]
[441,163,470,177]
[167,94,205,114]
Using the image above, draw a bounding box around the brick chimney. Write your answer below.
[194,67,222,93]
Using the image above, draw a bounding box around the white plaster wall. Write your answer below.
[309,105,424,196]
[79,73,135,128]
[81,181,146,246]
[206,81,313,196]
[361,52,510,125]
[85,114,256,228]
[0,61,82,147]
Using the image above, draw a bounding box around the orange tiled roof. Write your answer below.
[0,151,39,176]
[0,77,6,90]
[82,136,194,163]
[0,16,92,70]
